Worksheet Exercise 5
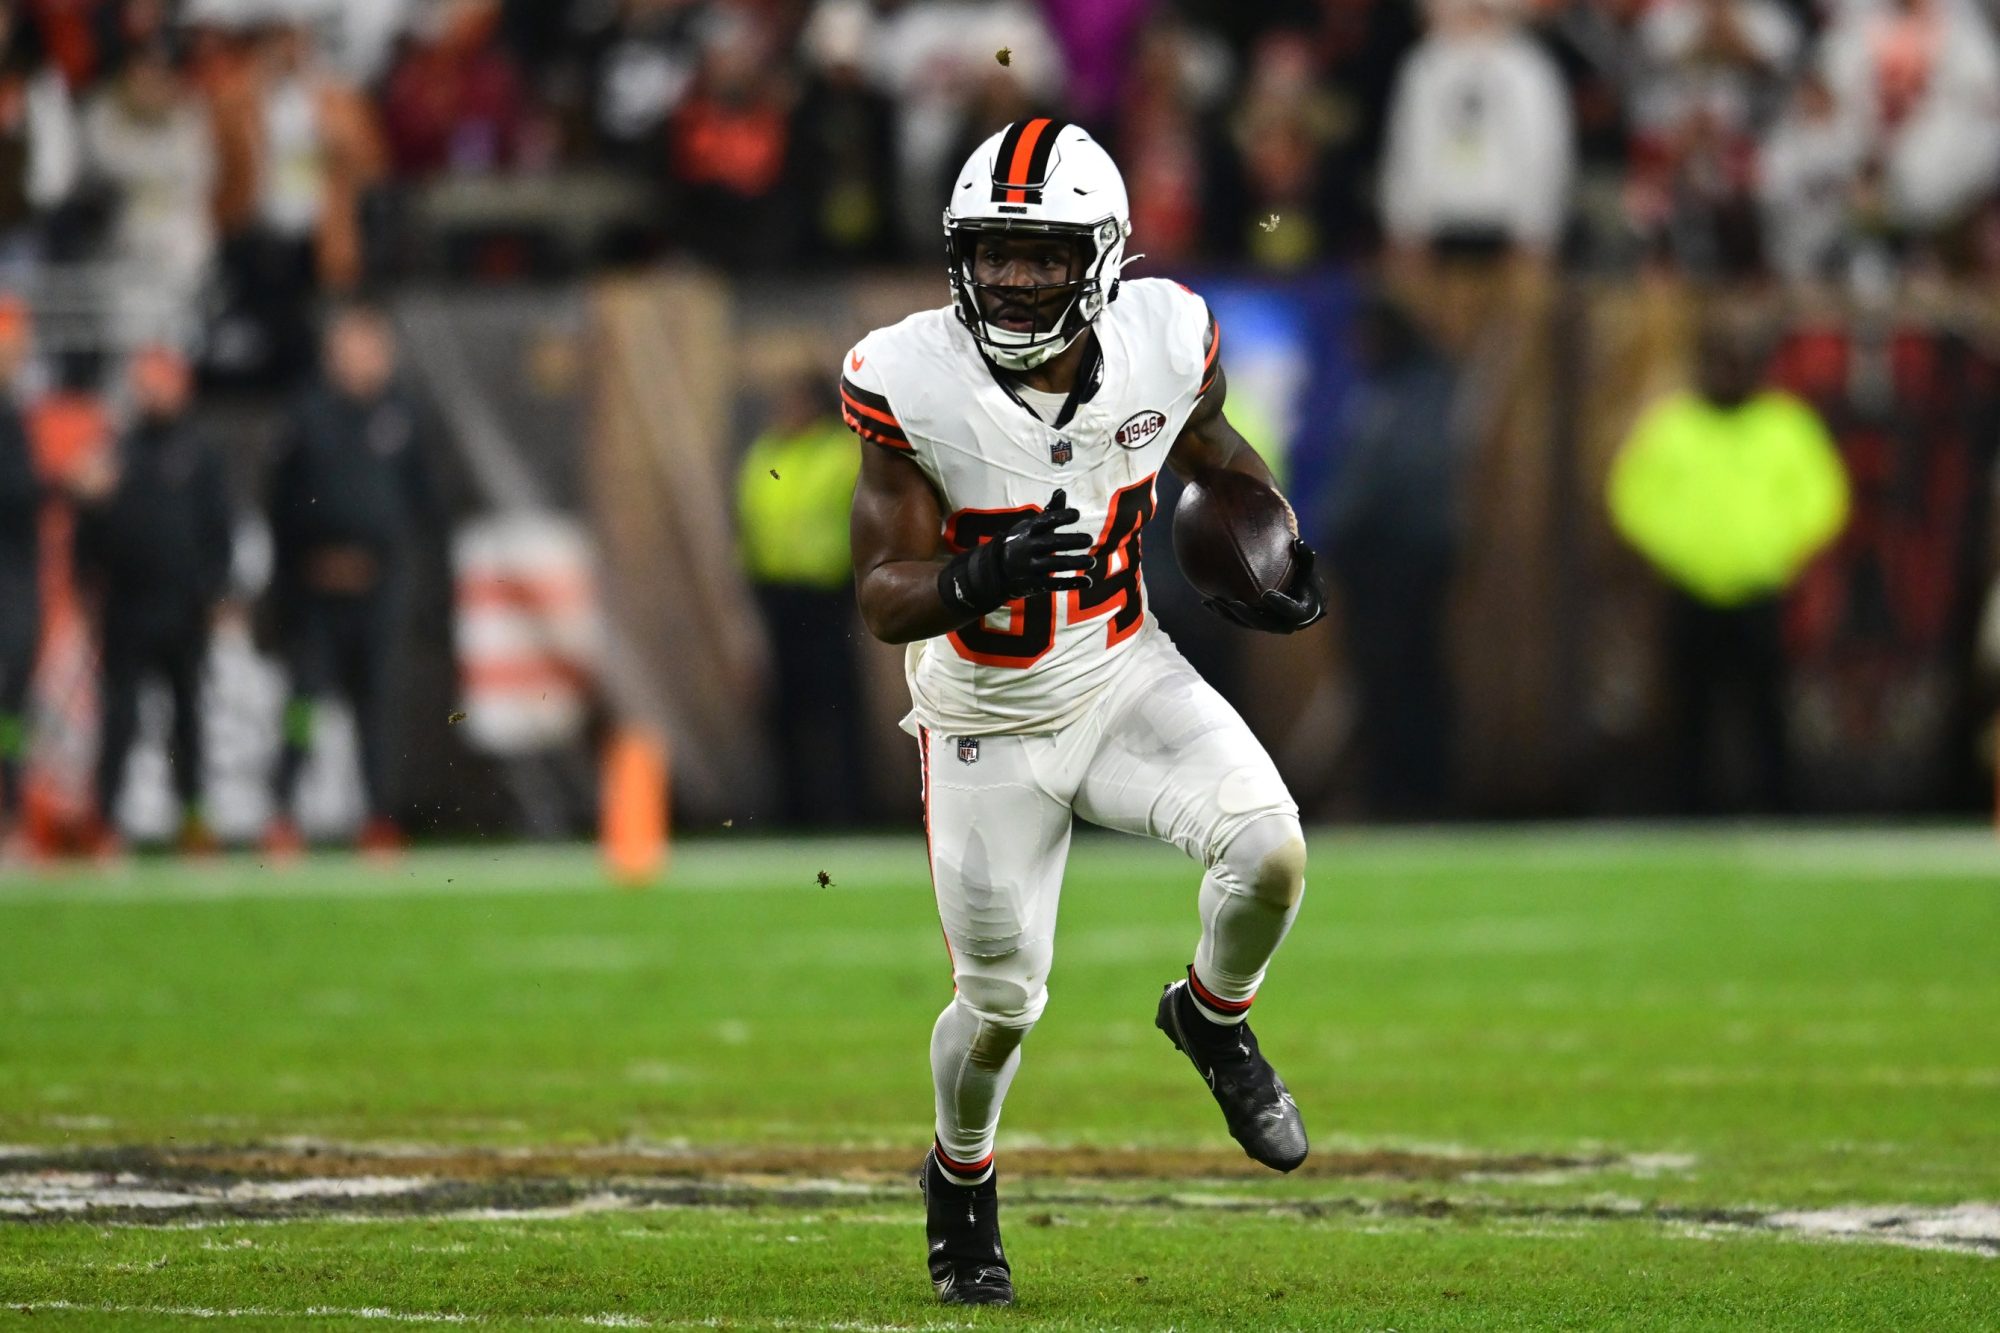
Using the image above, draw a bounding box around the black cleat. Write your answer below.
[920,1149,1014,1306]
[1156,977,1309,1172]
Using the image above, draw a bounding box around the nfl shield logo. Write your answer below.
[1049,438,1073,466]
[957,737,981,765]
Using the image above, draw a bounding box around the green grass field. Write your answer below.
[2,827,1997,1330]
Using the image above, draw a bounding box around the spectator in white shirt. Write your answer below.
[1631,0,1800,145]
[82,42,217,349]
[1380,0,1576,260]
[0,8,79,282]
[1622,0,1799,274]
[1819,0,2000,241]
[1758,72,1868,282]
[861,0,1065,252]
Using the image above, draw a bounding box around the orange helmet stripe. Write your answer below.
[1002,118,1051,202]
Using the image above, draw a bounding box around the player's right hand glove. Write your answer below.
[938,487,1093,619]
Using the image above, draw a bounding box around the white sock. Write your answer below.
[930,996,1027,1185]
[1191,815,1307,1025]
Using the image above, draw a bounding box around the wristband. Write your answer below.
[938,541,1005,619]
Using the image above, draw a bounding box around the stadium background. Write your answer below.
[1,0,1996,849]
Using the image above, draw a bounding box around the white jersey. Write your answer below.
[842,277,1219,736]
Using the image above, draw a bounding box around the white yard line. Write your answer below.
[9,1303,473,1325]
[5,1302,968,1332]
[2,1139,1993,1261]
[0,1173,431,1215]
[2,1166,1994,1259]
[1761,1203,2000,1257]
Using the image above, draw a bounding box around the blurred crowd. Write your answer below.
[0,296,442,863]
[3,0,1995,844]
[7,0,2000,358]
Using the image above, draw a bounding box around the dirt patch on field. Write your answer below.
[2,1142,1613,1186]
[0,1141,1642,1230]
[4,1148,1995,1256]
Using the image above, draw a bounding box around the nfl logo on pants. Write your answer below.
[957,737,980,765]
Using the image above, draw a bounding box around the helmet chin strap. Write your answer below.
[973,278,1090,370]
[982,320,1087,371]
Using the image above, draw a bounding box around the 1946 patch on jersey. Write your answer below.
[1115,410,1166,449]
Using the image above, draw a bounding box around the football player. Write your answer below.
[843,119,1325,1307]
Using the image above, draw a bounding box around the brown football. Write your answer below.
[1171,470,1300,604]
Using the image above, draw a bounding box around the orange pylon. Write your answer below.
[602,729,669,887]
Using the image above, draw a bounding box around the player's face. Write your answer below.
[970,233,1083,334]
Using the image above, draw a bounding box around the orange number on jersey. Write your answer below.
[943,475,1157,668]
[943,505,1057,667]
[1068,476,1156,648]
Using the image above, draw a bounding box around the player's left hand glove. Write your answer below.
[1204,539,1327,634]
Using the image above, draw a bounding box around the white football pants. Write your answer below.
[917,633,1306,1181]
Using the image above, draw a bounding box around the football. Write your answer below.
[1171,469,1302,604]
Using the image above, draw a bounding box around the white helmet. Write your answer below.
[943,119,1132,371]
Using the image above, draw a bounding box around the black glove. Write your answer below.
[1204,539,1327,634]
[938,488,1093,619]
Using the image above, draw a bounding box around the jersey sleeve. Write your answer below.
[1152,279,1220,401]
[838,340,912,454]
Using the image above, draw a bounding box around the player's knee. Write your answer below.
[954,970,1045,1032]
[1254,832,1307,910]
[966,1015,1026,1070]
[1221,815,1307,910]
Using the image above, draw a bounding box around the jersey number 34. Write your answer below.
[941,476,1156,668]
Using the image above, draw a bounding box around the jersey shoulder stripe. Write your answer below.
[840,308,980,461]
[1199,308,1221,397]
[828,308,952,456]
[839,375,910,451]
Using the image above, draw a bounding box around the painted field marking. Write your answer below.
[2,1157,1993,1259]
[1762,1203,2000,1256]
[0,1173,430,1215]
[5,1303,970,1332]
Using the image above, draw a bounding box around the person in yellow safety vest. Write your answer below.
[736,371,867,826]
[1608,314,1850,815]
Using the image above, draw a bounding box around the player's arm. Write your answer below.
[1166,332,1326,634]
[849,440,1091,645]
[1166,362,1278,491]
[850,442,964,644]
